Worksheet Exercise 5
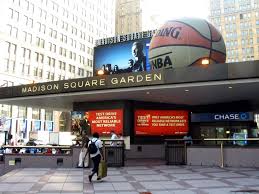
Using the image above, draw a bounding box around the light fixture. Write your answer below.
[185,89,189,92]
[228,86,233,89]
[97,69,104,75]
[146,91,150,95]
[30,80,36,84]
[201,58,210,65]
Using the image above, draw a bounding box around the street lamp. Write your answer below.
[97,69,105,76]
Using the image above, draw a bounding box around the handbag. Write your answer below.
[98,160,107,178]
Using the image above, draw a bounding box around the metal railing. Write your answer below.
[165,138,259,167]
[164,139,200,165]
[203,138,259,168]
[1,145,71,155]
[1,140,126,167]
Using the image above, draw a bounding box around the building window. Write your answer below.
[45,110,53,120]
[22,31,32,43]
[35,52,44,63]
[21,63,30,75]
[78,68,84,76]
[48,42,56,52]
[33,67,38,76]
[46,71,50,79]
[22,48,31,59]
[26,49,31,59]
[7,25,18,38]
[18,106,27,118]
[32,108,40,120]
[0,104,12,117]
[29,2,34,13]
[36,37,45,48]
[12,26,17,38]
[7,42,17,55]
[9,8,19,21]
[59,61,66,70]
[3,58,15,73]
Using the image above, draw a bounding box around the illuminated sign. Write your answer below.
[88,109,123,135]
[18,71,163,96]
[191,112,254,122]
[71,110,123,136]
[94,38,151,75]
[135,110,189,136]
[95,30,156,46]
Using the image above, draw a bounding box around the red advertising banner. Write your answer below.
[135,110,189,136]
[88,109,123,135]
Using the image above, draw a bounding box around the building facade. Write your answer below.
[115,0,142,35]
[0,0,115,144]
[209,0,259,63]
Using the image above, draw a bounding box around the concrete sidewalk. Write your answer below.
[0,165,259,194]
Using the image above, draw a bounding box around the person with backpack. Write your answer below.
[88,132,103,182]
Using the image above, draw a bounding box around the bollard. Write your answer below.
[220,142,224,168]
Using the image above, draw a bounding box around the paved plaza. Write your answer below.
[0,165,259,194]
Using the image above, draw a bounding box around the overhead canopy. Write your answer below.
[0,61,259,111]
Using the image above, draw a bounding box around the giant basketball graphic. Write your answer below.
[149,18,226,69]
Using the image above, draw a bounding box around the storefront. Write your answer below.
[0,61,259,167]
[191,112,258,145]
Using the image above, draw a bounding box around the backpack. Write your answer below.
[88,139,98,154]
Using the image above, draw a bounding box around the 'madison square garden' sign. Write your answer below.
[14,71,164,97]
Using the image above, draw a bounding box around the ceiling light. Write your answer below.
[228,86,233,89]
[201,58,210,65]
[185,89,189,92]
[97,69,104,75]
[146,91,150,95]
[30,80,36,84]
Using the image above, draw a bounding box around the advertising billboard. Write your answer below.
[88,109,123,135]
[71,109,123,136]
[135,110,189,136]
[94,38,151,75]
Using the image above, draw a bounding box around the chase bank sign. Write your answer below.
[191,112,254,122]
[214,112,250,121]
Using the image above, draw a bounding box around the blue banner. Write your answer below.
[191,112,254,122]
[45,121,53,131]
[32,120,41,131]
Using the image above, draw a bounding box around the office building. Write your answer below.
[0,0,115,143]
[115,0,142,35]
[209,0,259,63]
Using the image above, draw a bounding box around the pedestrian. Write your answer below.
[110,130,118,146]
[116,133,123,146]
[88,132,104,182]
[77,130,90,168]
[183,133,193,145]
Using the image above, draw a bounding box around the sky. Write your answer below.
[142,0,210,30]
